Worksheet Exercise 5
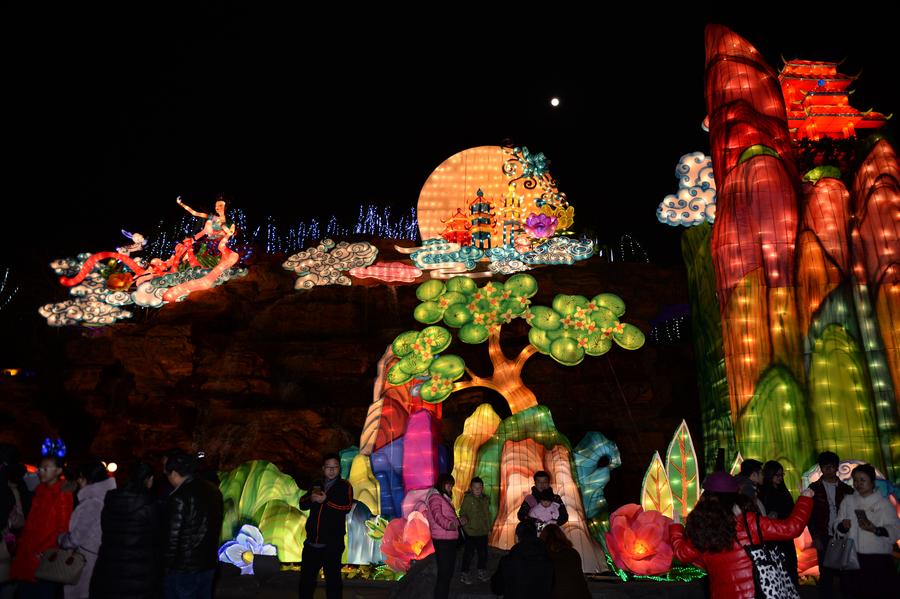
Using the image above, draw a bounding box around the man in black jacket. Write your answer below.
[516,470,568,526]
[299,453,353,599]
[491,520,554,598]
[163,451,224,599]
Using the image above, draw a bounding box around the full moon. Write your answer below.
[550,97,560,107]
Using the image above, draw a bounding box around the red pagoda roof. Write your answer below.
[780,58,886,140]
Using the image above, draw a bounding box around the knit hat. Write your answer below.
[702,471,739,493]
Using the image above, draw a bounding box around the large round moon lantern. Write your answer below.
[417,146,506,242]
[418,146,562,243]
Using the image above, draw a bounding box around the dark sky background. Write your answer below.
[2,7,899,341]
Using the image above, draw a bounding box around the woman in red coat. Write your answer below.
[11,455,74,597]
[669,471,813,599]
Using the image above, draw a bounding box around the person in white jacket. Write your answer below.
[835,463,900,597]
[58,462,116,599]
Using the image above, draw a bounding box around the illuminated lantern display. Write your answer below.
[379,511,434,572]
[468,189,496,250]
[218,525,276,575]
[780,60,888,141]
[416,144,573,245]
[439,208,472,246]
[639,421,703,521]
[371,438,406,519]
[605,504,674,576]
[348,453,381,516]
[348,262,423,284]
[665,421,700,521]
[282,239,378,289]
[499,183,525,247]
[219,461,308,562]
[40,198,247,326]
[401,410,440,491]
[664,26,900,490]
[451,404,502,509]
[349,274,644,572]
[640,452,674,519]
[573,431,621,537]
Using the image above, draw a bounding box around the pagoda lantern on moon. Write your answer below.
[468,189,496,250]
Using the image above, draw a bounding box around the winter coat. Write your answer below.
[57,477,116,598]
[90,489,164,599]
[425,489,459,541]
[547,546,590,599]
[835,491,900,555]
[759,484,794,520]
[809,479,853,539]
[517,486,568,526]
[670,496,812,599]
[529,502,561,526]
[299,478,353,547]
[0,465,14,529]
[10,480,73,582]
[490,536,554,598]
[164,476,224,572]
[459,491,492,537]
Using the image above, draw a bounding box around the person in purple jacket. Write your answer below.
[426,473,460,599]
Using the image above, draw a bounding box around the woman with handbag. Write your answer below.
[833,464,900,598]
[10,455,74,599]
[669,471,814,599]
[57,462,116,599]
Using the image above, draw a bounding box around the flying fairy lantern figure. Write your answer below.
[116,230,147,256]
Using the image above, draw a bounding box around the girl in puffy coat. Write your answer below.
[58,461,117,599]
[669,471,813,599]
[426,473,460,599]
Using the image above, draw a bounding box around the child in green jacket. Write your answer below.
[458,477,492,584]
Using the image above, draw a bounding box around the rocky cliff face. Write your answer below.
[1,243,697,508]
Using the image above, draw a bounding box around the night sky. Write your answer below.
[3,7,899,348]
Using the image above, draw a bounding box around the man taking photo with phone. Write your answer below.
[298,453,353,599]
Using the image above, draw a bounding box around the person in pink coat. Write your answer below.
[58,462,116,599]
[426,473,460,599]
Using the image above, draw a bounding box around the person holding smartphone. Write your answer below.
[298,453,353,599]
[835,464,900,598]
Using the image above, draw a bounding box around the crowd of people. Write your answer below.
[671,452,900,599]
[1,445,223,599]
[3,443,899,599]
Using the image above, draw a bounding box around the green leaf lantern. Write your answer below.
[446,276,477,294]
[416,279,446,301]
[592,293,626,317]
[504,273,538,298]
[550,337,585,366]
[414,301,444,324]
[459,323,489,344]
[529,306,562,331]
[613,323,645,350]
[391,330,420,357]
[430,354,466,379]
